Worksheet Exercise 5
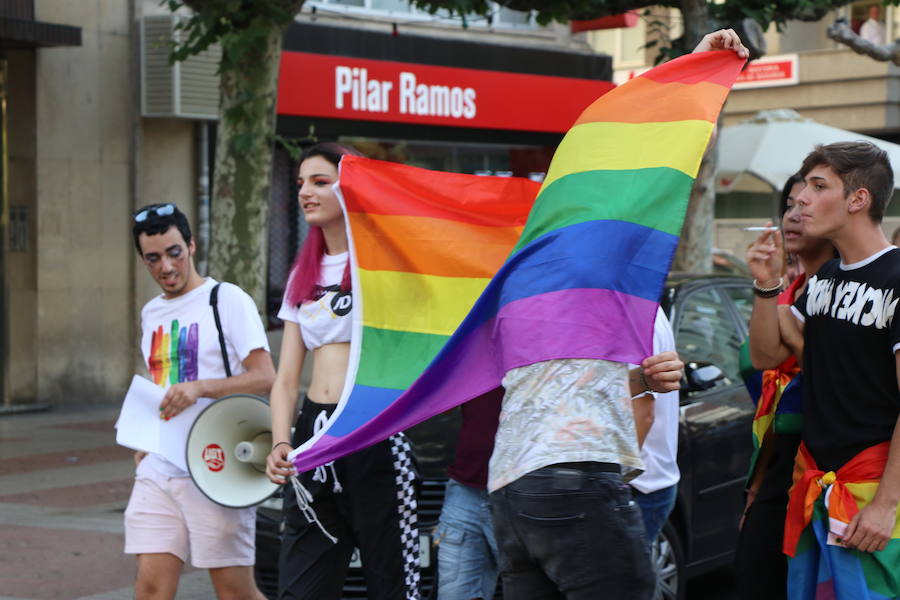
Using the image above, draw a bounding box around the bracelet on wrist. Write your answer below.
[752,277,783,298]
[272,441,292,451]
[639,368,651,393]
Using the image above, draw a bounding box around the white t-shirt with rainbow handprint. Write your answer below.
[138,277,269,478]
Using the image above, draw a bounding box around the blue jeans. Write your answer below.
[436,479,499,600]
[633,485,677,542]
[490,463,654,600]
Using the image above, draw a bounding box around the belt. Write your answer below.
[552,461,620,474]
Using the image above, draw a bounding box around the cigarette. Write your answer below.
[743,226,779,231]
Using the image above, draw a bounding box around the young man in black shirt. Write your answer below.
[748,141,900,598]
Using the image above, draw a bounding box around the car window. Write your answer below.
[721,285,754,329]
[675,288,744,387]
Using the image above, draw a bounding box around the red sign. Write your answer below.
[277,51,615,133]
[734,54,798,89]
[570,11,639,33]
[202,444,225,472]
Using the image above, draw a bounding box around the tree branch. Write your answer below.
[827,18,900,64]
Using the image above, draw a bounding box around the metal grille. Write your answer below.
[266,146,304,325]
[0,0,33,20]
[9,205,27,252]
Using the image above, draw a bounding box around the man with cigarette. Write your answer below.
[748,142,900,598]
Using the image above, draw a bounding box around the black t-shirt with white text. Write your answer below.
[793,247,900,472]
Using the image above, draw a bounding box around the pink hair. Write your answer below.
[285,226,351,306]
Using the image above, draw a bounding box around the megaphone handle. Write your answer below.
[289,475,338,544]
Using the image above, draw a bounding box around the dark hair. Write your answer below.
[798,141,894,223]
[779,173,803,217]
[285,142,364,305]
[298,141,362,169]
[131,203,192,255]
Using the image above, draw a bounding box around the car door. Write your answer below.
[672,282,756,566]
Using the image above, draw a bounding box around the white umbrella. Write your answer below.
[717,109,900,193]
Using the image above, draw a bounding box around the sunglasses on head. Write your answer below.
[133,203,176,223]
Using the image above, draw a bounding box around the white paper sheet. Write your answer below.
[115,375,164,454]
[115,375,214,472]
[158,397,214,472]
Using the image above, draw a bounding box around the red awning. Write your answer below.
[570,11,639,33]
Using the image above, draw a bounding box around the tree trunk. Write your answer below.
[674,129,717,273]
[673,0,713,273]
[209,24,287,311]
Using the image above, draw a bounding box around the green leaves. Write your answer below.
[411,0,853,34]
[165,0,300,66]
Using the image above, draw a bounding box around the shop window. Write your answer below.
[850,1,889,44]
[495,6,531,26]
[307,0,535,28]
[371,0,411,11]
[339,137,554,178]
[267,146,304,327]
[777,3,892,53]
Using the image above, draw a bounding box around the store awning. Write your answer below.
[570,11,640,33]
[0,16,81,49]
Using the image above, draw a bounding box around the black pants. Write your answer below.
[734,433,801,600]
[490,462,654,600]
[278,398,420,600]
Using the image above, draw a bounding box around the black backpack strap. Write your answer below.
[210,283,232,378]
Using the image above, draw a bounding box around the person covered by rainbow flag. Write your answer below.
[749,141,900,600]
[264,143,423,600]
[484,30,748,599]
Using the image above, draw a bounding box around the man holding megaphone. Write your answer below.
[124,203,276,600]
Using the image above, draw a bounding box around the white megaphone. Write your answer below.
[186,394,280,508]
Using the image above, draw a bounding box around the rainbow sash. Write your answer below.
[740,341,803,484]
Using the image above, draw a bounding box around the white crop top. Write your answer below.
[278,252,353,350]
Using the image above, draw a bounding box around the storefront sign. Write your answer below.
[570,11,639,33]
[733,54,798,89]
[278,51,615,133]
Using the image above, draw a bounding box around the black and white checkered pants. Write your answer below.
[279,396,421,600]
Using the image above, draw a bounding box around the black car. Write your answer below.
[653,273,756,599]
[255,274,757,600]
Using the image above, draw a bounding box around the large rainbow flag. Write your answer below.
[290,50,746,473]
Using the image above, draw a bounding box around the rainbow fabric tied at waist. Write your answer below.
[784,441,900,599]
[784,441,890,557]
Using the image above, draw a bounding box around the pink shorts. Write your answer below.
[124,470,256,569]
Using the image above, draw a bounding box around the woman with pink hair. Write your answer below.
[265,143,420,600]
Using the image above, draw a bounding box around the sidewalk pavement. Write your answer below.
[0,404,217,600]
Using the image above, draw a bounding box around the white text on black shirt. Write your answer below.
[806,274,898,329]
